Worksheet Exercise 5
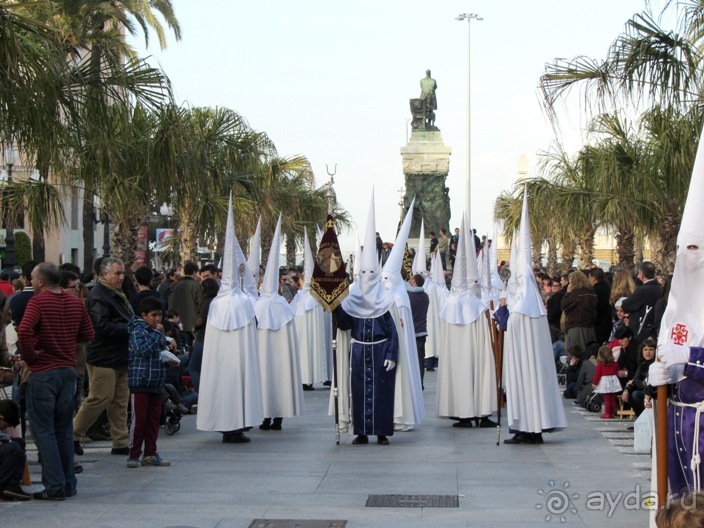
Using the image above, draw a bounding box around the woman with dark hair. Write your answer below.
[560,271,598,350]
[621,337,656,416]
[614,325,639,386]
[188,278,220,392]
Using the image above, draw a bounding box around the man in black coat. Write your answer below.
[73,257,134,455]
[621,262,663,343]
[588,268,612,344]
[407,274,430,390]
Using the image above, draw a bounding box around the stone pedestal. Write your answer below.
[400,130,452,241]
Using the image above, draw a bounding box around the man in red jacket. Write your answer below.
[18,262,94,501]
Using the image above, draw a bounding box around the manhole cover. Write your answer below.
[365,494,459,507]
[248,521,347,528]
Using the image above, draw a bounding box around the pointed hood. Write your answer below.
[381,198,415,310]
[510,187,546,317]
[254,215,294,330]
[440,212,484,324]
[342,190,393,318]
[412,219,428,277]
[290,227,320,316]
[658,129,704,381]
[353,233,362,282]
[208,193,256,331]
[490,228,505,291]
[464,222,481,299]
[244,216,261,298]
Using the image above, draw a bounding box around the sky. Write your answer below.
[130,0,652,256]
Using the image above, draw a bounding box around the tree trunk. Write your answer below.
[32,231,45,263]
[546,237,558,275]
[82,184,95,272]
[285,235,297,268]
[656,208,680,274]
[560,238,577,274]
[615,223,636,273]
[578,225,596,269]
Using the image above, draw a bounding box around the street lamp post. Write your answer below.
[455,12,483,228]
[2,146,17,268]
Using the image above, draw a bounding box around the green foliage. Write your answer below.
[13,231,32,266]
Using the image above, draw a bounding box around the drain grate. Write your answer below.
[365,494,459,508]
[247,521,347,528]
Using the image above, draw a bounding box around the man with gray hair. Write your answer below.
[73,258,133,456]
[18,262,93,499]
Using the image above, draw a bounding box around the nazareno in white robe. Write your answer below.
[197,320,264,432]
[503,312,567,433]
[437,299,497,419]
[291,303,328,386]
[328,327,352,433]
[425,281,447,359]
[257,320,304,418]
[389,303,425,427]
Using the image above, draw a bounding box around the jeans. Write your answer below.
[0,441,26,488]
[26,368,77,495]
[189,341,204,392]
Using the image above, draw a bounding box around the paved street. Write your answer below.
[1,371,651,528]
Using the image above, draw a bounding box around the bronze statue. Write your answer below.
[420,70,437,128]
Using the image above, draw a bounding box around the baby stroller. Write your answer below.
[163,383,188,436]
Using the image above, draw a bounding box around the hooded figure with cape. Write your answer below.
[336,191,399,445]
[648,130,704,499]
[437,212,497,427]
[290,228,328,389]
[254,215,304,431]
[197,195,264,444]
[381,199,425,430]
[501,188,567,444]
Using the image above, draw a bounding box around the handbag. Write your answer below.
[633,407,653,453]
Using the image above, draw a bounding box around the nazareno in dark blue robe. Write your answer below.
[336,307,399,436]
[668,346,704,497]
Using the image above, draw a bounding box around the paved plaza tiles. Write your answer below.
[1,371,651,528]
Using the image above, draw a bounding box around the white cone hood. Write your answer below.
[342,190,393,318]
[412,219,428,278]
[254,215,295,330]
[381,198,416,310]
[511,187,546,317]
[440,212,484,324]
[290,227,320,316]
[208,193,256,331]
[244,216,261,298]
[658,129,704,381]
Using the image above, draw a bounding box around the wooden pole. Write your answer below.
[656,384,668,508]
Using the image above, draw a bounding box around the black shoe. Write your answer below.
[452,419,473,428]
[352,435,369,445]
[270,418,283,431]
[479,417,498,428]
[377,435,390,445]
[64,487,77,498]
[73,440,83,456]
[33,489,66,501]
[74,463,83,474]
[323,380,332,387]
[532,433,544,444]
[627,425,634,431]
[2,483,31,501]
[503,433,534,445]
[222,433,251,443]
[302,384,315,391]
[426,368,435,372]
[259,418,271,430]
[111,447,129,455]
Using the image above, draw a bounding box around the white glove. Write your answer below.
[648,362,672,387]
[384,360,396,372]
[658,343,690,368]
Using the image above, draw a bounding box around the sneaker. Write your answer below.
[2,483,31,501]
[33,489,66,501]
[126,458,140,469]
[141,455,171,467]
